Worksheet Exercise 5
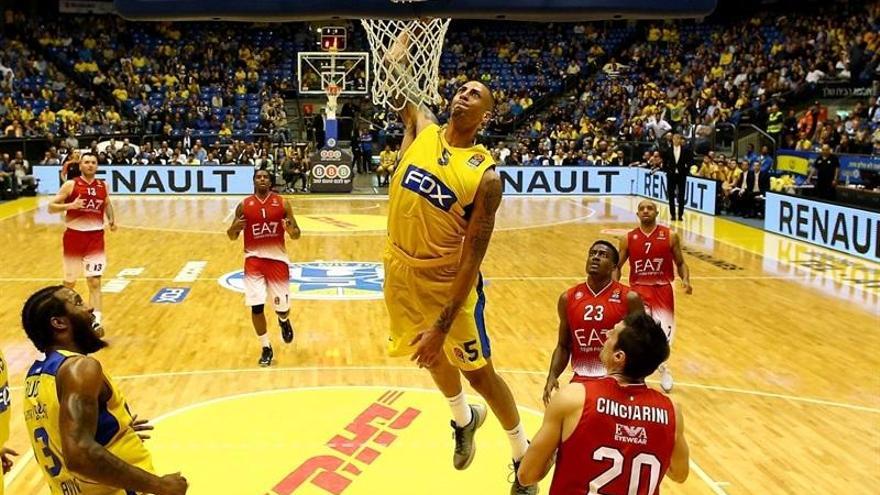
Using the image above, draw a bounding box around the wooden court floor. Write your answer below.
[1,194,878,494]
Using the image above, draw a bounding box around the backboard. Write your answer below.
[297,52,370,96]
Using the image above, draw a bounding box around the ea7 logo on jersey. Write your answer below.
[402,165,458,212]
[251,222,280,237]
[82,198,104,210]
[615,423,648,445]
[634,258,664,273]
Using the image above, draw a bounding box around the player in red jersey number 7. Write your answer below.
[48,152,116,337]
[518,313,689,494]
[227,169,301,367]
[616,200,691,392]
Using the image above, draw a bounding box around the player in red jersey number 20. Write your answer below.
[518,313,690,494]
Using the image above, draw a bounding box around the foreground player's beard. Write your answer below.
[71,315,108,354]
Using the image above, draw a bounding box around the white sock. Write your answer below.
[259,333,270,348]
[447,392,473,427]
[506,423,529,462]
[93,311,102,324]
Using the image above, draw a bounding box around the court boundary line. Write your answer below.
[5,384,730,495]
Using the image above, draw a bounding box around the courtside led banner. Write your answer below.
[498,166,636,195]
[499,167,717,214]
[634,169,717,215]
[764,193,880,263]
[34,165,255,194]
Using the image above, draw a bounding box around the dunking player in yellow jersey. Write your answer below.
[21,286,187,494]
[384,80,534,494]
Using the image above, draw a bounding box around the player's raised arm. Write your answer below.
[666,401,690,482]
[283,199,301,240]
[58,357,188,495]
[671,232,692,294]
[543,291,572,406]
[226,202,245,241]
[613,233,630,282]
[385,23,438,156]
[48,180,82,213]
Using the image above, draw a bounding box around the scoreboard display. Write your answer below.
[321,26,347,51]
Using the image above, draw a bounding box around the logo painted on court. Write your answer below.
[148,387,549,494]
[219,261,384,300]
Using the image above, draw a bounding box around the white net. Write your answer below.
[360,18,451,111]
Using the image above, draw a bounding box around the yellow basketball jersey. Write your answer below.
[387,124,496,264]
[23,350,154,495]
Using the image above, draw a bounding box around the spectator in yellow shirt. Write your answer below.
[377,145,397,187]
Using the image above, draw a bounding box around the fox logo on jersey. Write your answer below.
[401,165,458,212]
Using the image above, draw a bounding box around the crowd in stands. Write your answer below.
[0,2,877,181]
[492,1,878,167]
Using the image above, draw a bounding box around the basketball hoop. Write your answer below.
[361,16,451,111]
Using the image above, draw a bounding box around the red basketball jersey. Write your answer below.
[242,193,288,263]
[64,177,107,232]
[550,377,677,495]
[627,225,674,286]
[565,280,631,378]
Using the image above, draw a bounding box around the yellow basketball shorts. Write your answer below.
[383,254,491,371]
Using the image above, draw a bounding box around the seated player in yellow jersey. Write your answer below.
[0,349,19,495]
[377,144,397,187]
[383,79,535,495]
[20,286,188,495]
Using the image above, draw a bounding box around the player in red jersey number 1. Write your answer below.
[617,200,691,392]
[48,152,116,337]
[227,169,301,367]
[518,313,690,494]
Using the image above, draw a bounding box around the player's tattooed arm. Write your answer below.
[226,203,245,240]
[58,357,180,494]
[283,199,301,240]
[433,169,502,333]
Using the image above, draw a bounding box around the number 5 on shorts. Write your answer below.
[462,340,479,362]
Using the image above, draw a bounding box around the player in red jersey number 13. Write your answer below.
[48,152,115,337]
[518,313,690,494]
[227,169,301,367]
